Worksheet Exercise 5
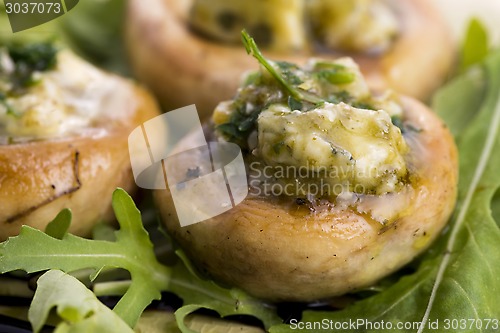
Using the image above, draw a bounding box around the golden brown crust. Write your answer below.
[126,0,454,119]
[154,96,458,301]
[0,84,160,240]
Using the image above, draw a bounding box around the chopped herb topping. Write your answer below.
[2,42,57,93]
[287,96,303,111]
[314,68,355,85]
[276,61,303,85]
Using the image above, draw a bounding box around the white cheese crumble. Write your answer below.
[256,102,408,195]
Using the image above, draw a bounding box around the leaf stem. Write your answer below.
[241,30,322,105]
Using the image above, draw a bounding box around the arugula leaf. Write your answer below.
[136,311,265,333]
[0,188,280,333]
[44,208,71,240]
[269,49,500,333]
[460,18,489,73]
[432,67,486,137]
[417,48,500,331]
[0,188,171,328]
[170,250,281,331]
[29,270,134,333]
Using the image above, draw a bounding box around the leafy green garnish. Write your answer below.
[44,208,71,240]
[169,250,281,332]
[216,102,264,148]
[0,189,280,332]
[29,270,134,333]
[8,42,57,73]
[0,188,170,328]
[314,68,355,85]
[218,31,329,147]
[288,96,303,111]
[460,18,489,73]
[269,47,500,333]
[219,31,365,148]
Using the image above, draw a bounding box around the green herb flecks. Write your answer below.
[315,68,355,85]
[216,102,263,148]
[275,61,303,85]
[287,96,303,111]
[216,79,285,149]
[4,42,57,92]
[217,31,327,148]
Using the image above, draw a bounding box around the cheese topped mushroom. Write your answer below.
[155,34,458,301]
[0,42,160,240]
[0,44,135,140]
[190,0,398,53]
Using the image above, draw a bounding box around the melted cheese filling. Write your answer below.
[257,102,408,196]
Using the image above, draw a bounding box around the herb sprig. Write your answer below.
[241,30,323,105]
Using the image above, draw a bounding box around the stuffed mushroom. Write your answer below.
[0,42,161,240]
[154,34,458,302]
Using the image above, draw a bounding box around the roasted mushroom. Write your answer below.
[0,43,160,240]
[154,36,458,301]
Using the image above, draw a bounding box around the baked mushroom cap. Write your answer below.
[126,0,454,119]
[0,49,161,240]
[155,95,457,302]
